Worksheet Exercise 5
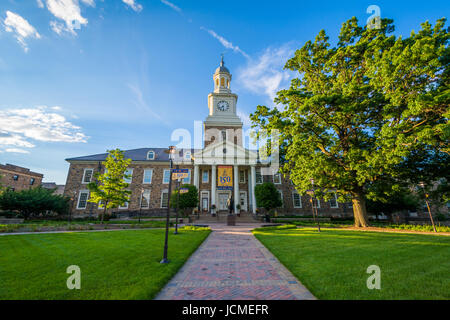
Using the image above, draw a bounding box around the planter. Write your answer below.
[227,214,236,226]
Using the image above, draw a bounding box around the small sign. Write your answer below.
[179,188,189,194]
[172,168,189,180]
[218,166,233,190]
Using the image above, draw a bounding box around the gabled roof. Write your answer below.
[66,148,197,162]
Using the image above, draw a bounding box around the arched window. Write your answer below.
[216,79,219,87]
[227,79,229,88]
[147,150,155,160]
[220,77,225,86]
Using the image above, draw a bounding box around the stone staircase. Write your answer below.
[192,211,261,224]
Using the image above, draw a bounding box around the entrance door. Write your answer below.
[239,191,248,211]
[202,198,209,212]
[218,193,229,211]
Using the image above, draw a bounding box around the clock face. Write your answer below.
[217,101,229,112]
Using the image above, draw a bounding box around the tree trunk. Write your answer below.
[352,193,370,227]
[101,206,107,224]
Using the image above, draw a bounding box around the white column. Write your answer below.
[211,165,216,213]
[251,165,257,214]
[234,165,239,213]
[194,165,199,190]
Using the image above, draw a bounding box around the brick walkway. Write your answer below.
[155,223,315,300]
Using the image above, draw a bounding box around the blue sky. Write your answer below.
[0,0,448,184]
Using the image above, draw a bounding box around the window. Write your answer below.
[147,150,155,160]
[124,169,133,183]
[256,168,263,184]
[202,170,209,183]
[13,175,19,181]
[216,79,219,87]
[273,173,282,184]
[329,193,339,208]
[278,190,283,208]
[30,178,35,185]
[82,169,94,184]
[221,130,227,141]
[140,190,151,209]
[184,151,191,160]
[161,190,169,208]
[239,170,246,183]
[163,169,171,184]
[220,77,225,86]
[182,169,191,184]
[293,192,302,208]
[143,169,153,184]
[119,201,129,209]
[77,191,89,209]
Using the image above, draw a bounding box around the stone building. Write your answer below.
[0,163,44,192]
[64,58,352,218]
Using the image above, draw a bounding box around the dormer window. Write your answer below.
[184,151,191,160]
[147,150,155,160]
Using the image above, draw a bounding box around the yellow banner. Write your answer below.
[218,166,233,190]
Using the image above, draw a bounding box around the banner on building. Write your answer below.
[217,165,233,190]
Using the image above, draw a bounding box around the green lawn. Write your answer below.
[253,227,450,300]
[0,227,210,299]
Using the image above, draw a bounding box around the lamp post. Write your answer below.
[161,146,176,264]
[419,182,437,233]
[69,190,76,224]
[139,188,144,224]
[174,165,180,235]
[310,178,321,232]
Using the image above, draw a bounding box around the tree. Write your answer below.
[366,188,420,218]
[0,187,70,219]
[254,182,283,214]
[250,17,449,227]
[170,184,199,216]
[88,149,132,223]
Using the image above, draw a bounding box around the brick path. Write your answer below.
[155,223,316,300]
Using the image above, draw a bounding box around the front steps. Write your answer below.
[192,211,260,224]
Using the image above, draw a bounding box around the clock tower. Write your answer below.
[204,56,243,147]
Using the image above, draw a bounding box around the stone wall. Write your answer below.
[0,164,43,192]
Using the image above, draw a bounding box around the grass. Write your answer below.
[0,220,175,233]
[0,227,210,299]
[253,226,450,299]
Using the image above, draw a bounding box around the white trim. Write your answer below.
[143,169,153,184]
[147,150,155,160]
[77,190,89,209]
[292,192,302,208]
[239,190,248,211]
[201,190,210,211]
[82,168,94,184]
[255,167,262,184]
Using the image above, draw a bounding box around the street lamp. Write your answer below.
[310,178,321,232]
[419,182,437,233]
[161,145,176,264]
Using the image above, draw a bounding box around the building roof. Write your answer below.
[0,163,44,177]
[66,148,197,162]
[215,55,230,74]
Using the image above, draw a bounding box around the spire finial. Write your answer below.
[220,53,224,66]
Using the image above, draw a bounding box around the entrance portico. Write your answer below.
[193,140,258,213]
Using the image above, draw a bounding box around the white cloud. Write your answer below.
[122,0,143,12]
[160,0,181,13]
[127,83,163,121]
[37,0,45,8]
[237,43,296,101]
[237,109,252,127]
[200,27,250,59]
[5,148,30,154]
[3,11,41,52]
[44,0,94,35]
[0,106,87,153]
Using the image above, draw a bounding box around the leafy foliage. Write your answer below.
[250,17,449,227]
[170,184,199,216]
[254,182,283,213]
[0,187,70,219]
[88,149,132,221]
